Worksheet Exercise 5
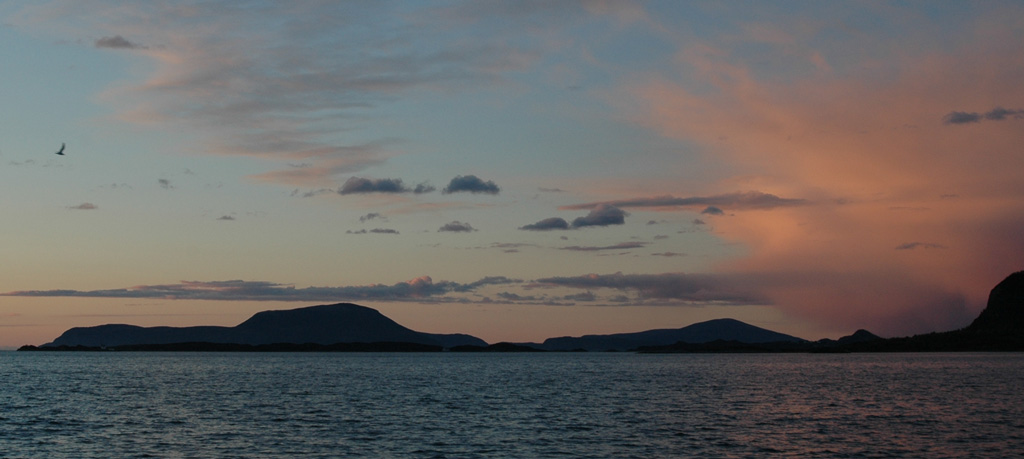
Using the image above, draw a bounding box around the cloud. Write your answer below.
[652,251,687,257]
[943,107,1024,124]
[292,188,335,198]
[536,272,768,305]
[701,206,724,215]
[623,22,1024,335]
[413,183,436,194]
[338,177,412,194]
[217,215,235,221]
[442,175,500,194]
[563,291,596,302]
[895,242,946,250]
[346,228,399,235]
[519,217,570,231]
[1,276,517,302]
[438,221,476,232]
[95,35,145,49]
[47,3,550,188]
[570,204,627,228]
[359,212,385,222]
[560,242,647,252]
[68,203,97,210]
[562,191,807,212]
[158,179,173,190]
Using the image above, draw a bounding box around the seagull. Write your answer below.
[55,143,65,155]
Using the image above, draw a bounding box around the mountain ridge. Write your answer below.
[25,270,1024,352]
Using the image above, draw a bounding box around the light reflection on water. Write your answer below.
[1,352,1022,457]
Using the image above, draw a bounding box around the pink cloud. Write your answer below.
[621,25,1024,336]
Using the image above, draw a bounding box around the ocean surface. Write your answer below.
[1,352,1022,458]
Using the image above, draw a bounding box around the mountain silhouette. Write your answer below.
[966,270,1024,333]
[44,303,485,349]
[536,318,805,351]
[31,270,1023,352]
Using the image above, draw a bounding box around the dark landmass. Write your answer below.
[22,270,1023,352]
[18,341,442,352]
[448,342,546,352]
[533,318,805,352]
[38,303,484,349]
[640,271,1024,353]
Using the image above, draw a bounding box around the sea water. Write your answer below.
[1,352,1022,458]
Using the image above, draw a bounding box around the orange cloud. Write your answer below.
[622,29,1024,336]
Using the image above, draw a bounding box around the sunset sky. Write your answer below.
[2,1,1022,348]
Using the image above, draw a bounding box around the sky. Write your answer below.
[2,1,1023,348]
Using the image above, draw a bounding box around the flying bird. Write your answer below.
[55,143,65,155]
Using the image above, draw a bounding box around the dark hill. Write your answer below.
[44,303,486,349]
[848,270,1024,352]
[538,318,805,351]
[967,270,1024,333]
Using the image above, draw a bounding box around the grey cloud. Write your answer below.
[347,228,399,234]
[95,35,145,49]
[560,242,647,252]
[359,212,385,222]
[652,252,686,257]
[692,219,706,225]
[413,183,436,194]
[984,107,1024,120]
[451,276,521,292]
[563,291,596,302]
[701,206,724,215]
[562,191,807,212]
[571,204,627,228]
[217,215,235,221]
[442,175,500,194]
[943,107,1024,124]
[895,242,946,250]
[339,177,411,194]
[1,276,513,302]
[68,203,98,210]
[942,111,981,124]
[519,217,570,231]
[292,188,335,198]
[497,292,537,301]
[536,272,768,305]
[439,221,476,232]
[158,179,174,189]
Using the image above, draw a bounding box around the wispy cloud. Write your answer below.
[895,242,946,250]
[560,242,647,252]
[1,276,521,302]
[943,107,1024,125]
[68,203,98,210]
[60,3,549,188]
[94,35,146,50]
[536,272,768,305]
[562,191,807,212]
[347,228,400,235]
